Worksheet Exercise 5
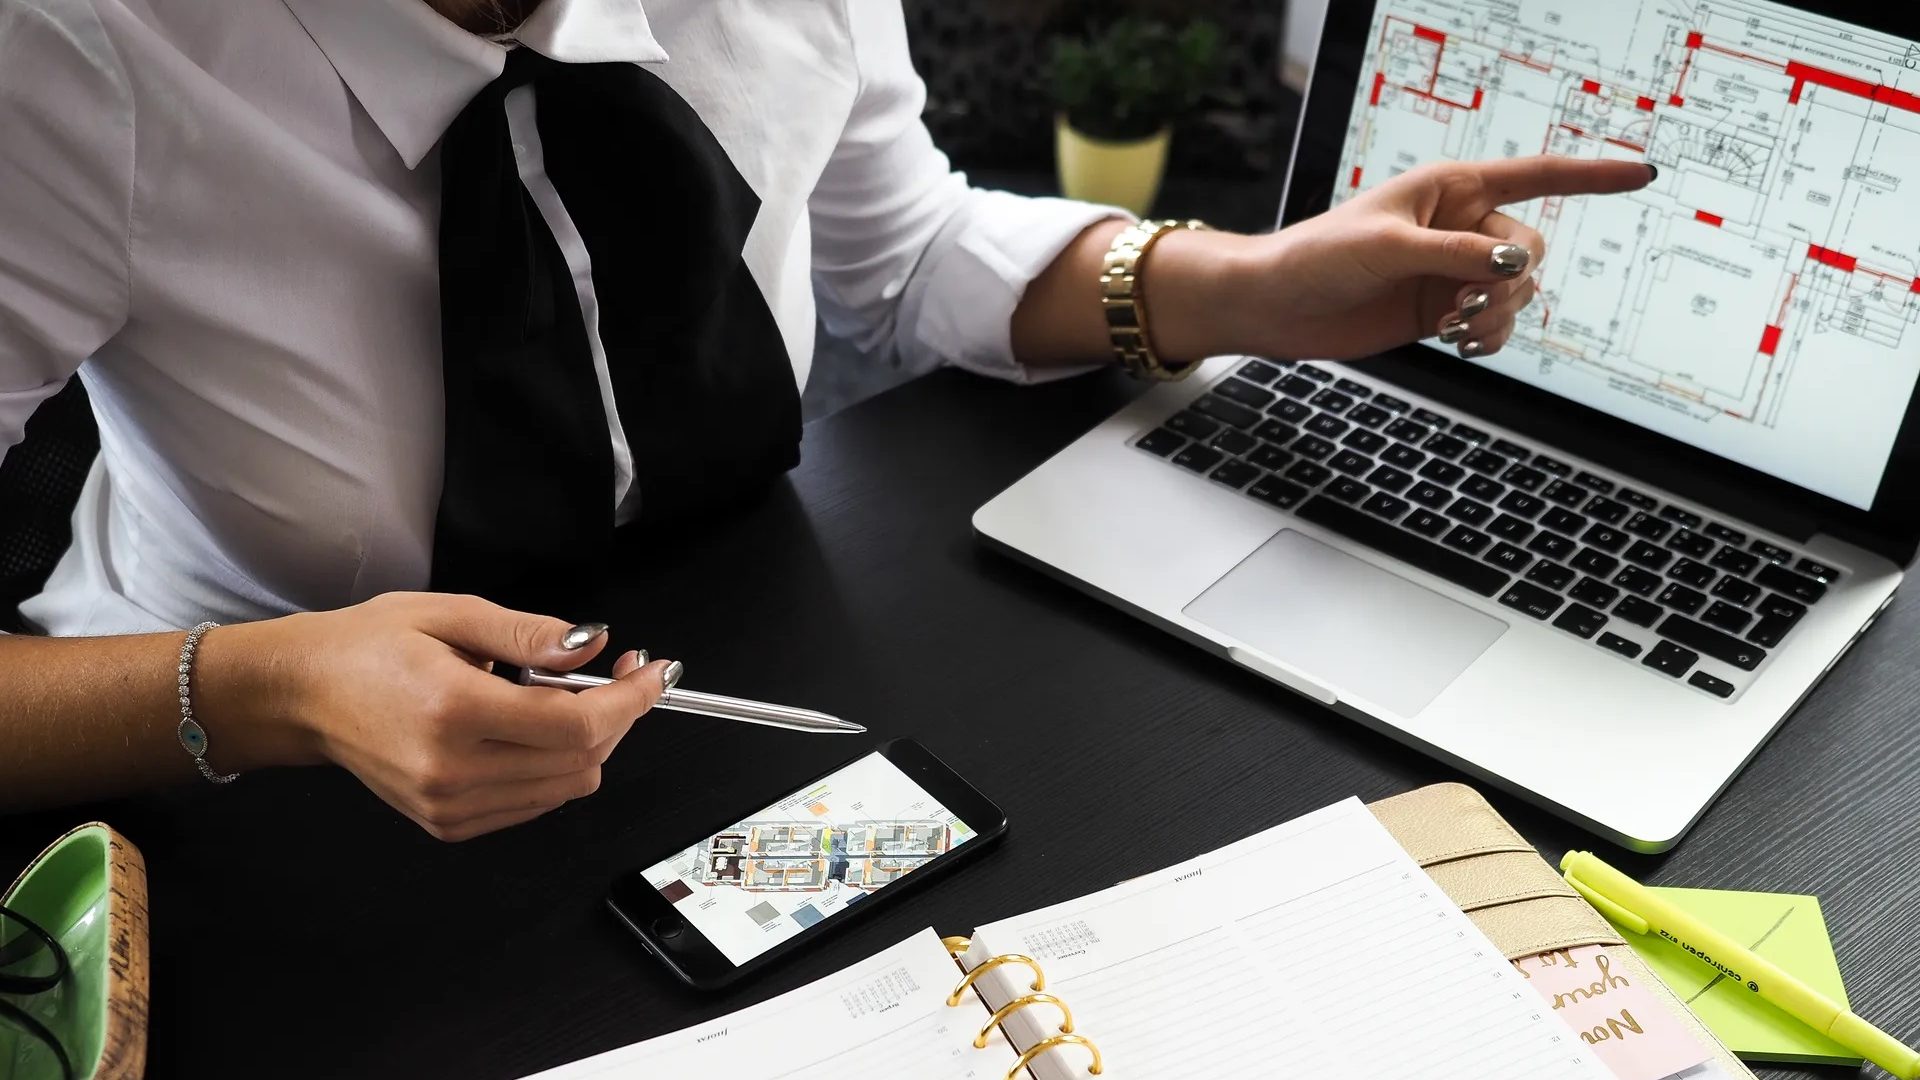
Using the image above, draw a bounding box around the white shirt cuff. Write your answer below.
[896,189,1128,385]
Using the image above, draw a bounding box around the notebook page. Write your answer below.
[967,799,1610,1080]
[517,929,1013,1080]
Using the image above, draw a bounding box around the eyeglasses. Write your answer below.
[0,903,75,1080]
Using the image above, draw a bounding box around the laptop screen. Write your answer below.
[1331,0,1920,510]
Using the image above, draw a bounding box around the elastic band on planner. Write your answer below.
[947,954,1045,1006]
[1006,1034,1103,1078]
[974,993,1074,1048]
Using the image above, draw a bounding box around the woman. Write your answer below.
[0,0,1650,839]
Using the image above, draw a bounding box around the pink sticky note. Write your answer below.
[1514,944,1712,1080]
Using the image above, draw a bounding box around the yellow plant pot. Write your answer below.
[1054,116,1171,216]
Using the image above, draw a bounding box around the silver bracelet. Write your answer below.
[177,621,240,785]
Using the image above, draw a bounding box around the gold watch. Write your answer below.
[1100,218,1210,381]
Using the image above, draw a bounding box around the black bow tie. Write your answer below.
[431,48,801,612]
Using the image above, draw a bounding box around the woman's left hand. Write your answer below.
[1153,156,1655,363]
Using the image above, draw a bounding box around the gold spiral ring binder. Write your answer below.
[973,993,1073,1048]
[944,938,1104,1078]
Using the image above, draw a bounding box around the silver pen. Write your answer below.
[517,668,865,735]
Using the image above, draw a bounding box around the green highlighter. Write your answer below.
[1564,850,1920,1080]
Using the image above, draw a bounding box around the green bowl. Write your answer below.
[2,823,148,1080]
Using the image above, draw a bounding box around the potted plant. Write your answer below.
[1047,16,1222,215]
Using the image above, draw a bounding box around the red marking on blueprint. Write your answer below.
[1371,72,1386,106]
[1500,50,1553,73]
[1725,410,1746,419]
[1912,277,1920,295]
[1786,60,1920,113]
[1695,210,1724,227]
[1413,24,1446,44]
[1403,86,1481,111]
[1351,166,1364,189]
[1582,78,1603,95]
[1470,86,1485,110]
[1605,137,1646,152]
[1758,325,1783,356]
[1808,244,1857,272]
[1685,30,1704,49]
[1700,42,1786,70]
[1559,123,1589,138]
[1636,96,1656,111]
[1669,94,1686,107]
[1775,275,1799,325]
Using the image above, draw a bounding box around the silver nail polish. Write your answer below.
[1460,290,1491,318]
[633,649,649,668]
[1460,340,1485,358]
[1438,319,1470,345]
[662,660,684,689]
[1490,244,1531,277]
[561,622,608,650]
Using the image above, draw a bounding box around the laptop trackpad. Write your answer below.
[1183,529,1506,717]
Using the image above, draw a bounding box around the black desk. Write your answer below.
[6,369,1917,1079]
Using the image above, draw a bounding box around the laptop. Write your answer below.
[976,0,1920,850]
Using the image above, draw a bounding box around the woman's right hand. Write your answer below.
[203,592,670,841]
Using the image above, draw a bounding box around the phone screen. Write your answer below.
[639,751,983,967]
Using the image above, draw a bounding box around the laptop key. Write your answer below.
[1526,560,1576,589]
[1372,393,1411,413]
[1348,403,1392,429]
[1285,460,1332,487]
[1709,546,1759,575]
[1749,539,1792,564]
[1689,671,1736,698]
[1582,524,1629,552]
[1291,434,1337,461]
[1424,433,1470,459]
[1617,488,1658,509]
[1540,480,1586,507]
[1326,476,1371,503]
[1569,577,1619,608]
[1755,563,1827,604]
[1253,418,1299,445]
[1294,496,1511,596]
[1666,529,1714,558]
[1172,445,1223,473]
[1335,377,1373,398]
[1657,583,1707,614]
[1411,407,1450,427]
[1711,576,1760,606]
[1502,464,1548,492]
[1704,522,1747,545]
[1533,455,1572,476]
[1488,514,1534,542]
[1452,423,1490,444]
[1236,359,1281,385]
[1404,509,1449,537]
[1575,470,1615,493]
[1137,429,1185,457]
[1385,418,1431,444]
[1342,430,1389,455]
[1408,481,1451,509]
[1460,474,1506,502]
[1526,532,1576,560]
[1270,398,1313,423]
[1193,395,1261,429]
[1614,595,1662,627]
[1667,558,1716,589]
[1462,449,1508,475]
[1447,497,1494,526]
[1597,632,1642,658]
[1624,541,1673,571]
[1310,389,1355,414]
[1277,374,1319,399]
[1443,524,1493,555]
[1249,444,1294,471]
[1165,411,1219,439]
[1210,430,1257,456]
[1795,558,1839,583]
[1553,602,1608,639]
[1213,379,1276,409]
[1491,438,1529,458]
[1306,413,1350,438]
[1210,460,1260,489]
[1362,492,1411,521]
[1701,601,1753,634]
[1330,450,1372,476]
[1541,508,1587,536]
[1381,443,1425,470]
[1615,565,1663,595]
[1659,614,1765,670]
[1367,465,1414,493]
[1583,496,1629,524]
[1659,506,1703,529]
[1571,548,1619,577]
[1418,459,1466,485]
[1642,640,1699,677]
[1498,491,1546,518]
[1747,604,1802,647]
[1295,364,1334,383]
[1498,580,1564,620]
[1624,512,1672,541]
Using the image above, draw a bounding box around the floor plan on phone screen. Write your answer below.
[1337,0,1920,508]
[643,752,977,966]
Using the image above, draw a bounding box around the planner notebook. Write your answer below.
[522,787,1753,1079]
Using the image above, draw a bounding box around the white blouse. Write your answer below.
[0,0,1112,635]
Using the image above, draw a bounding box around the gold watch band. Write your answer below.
[1100,218,1210,381]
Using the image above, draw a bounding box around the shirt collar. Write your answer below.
[281,0,670,170]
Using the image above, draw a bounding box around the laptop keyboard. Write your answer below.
[1134,359,1842,701]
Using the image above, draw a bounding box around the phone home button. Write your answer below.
[653,917,686,944]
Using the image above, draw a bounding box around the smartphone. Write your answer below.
[607,738,1007,990]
